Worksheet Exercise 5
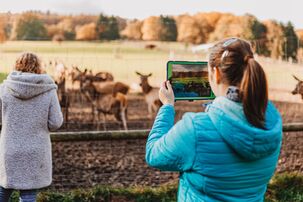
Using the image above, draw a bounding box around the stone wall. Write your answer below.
[50,128,303,191]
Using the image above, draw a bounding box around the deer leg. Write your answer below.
[147,103,153,119]
[152,103,157,114]
[120,108,128,131]
[97,110,101,131]
[65,107,69,129]
[91,104,95,122]
[102,113,107,131]
[65,97,69,129]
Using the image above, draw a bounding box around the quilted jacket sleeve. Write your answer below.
[145,104,196,171]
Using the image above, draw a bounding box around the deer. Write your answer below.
[145,44,157,50]
[292,75,303,99]
[71,67,114,88]
[82,79,128,130]
[136,71,162,118]
[53,63,70,126]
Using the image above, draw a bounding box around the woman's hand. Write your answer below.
[159,81,175,106]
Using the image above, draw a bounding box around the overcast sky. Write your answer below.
[0,0,302,29]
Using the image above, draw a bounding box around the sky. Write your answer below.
[0,0,302,29]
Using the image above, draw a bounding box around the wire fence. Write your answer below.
[0,40,303,131]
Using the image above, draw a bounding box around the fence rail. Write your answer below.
[282,122,303,132]
[50,123,303,142]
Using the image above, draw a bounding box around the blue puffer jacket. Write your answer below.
[146,96,282,202]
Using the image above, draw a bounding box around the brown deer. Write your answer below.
[54,67,70,126]
[145,44,157,50]
[136,71,162,118]
[72,68,114,86]
[82,79,128,130]
[292,75,303,99]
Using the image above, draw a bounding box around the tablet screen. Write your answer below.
[167,61,215,100]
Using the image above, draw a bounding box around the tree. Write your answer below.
[0,22,6,42]
[14,13,48,40]
[57,18,76,40]
[76,23,97,40]
[159,15,177,41]
[120,20,143,40]
[208,14,243,42]
[282,22,298,61]
[251,19,269,56]
[263,20,284,59]
[193,12,220,43]
[97,14,120,40]
[176,14,204,44]
[141,16,162,41]
[296,30,303,48]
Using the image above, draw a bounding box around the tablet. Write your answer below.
[167,61,215,101]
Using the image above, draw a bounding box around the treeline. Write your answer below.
[0,11,302,61]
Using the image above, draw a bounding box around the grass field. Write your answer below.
[0,41,303,103]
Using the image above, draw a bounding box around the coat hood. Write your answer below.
[207,96,282,160]
[3,71,57,100]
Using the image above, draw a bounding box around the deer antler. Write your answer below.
[293,75,302,82]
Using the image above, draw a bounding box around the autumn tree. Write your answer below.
[46,24,62,38]
[193,12,221,43]
[296,30,303,47]
[141,16,162,41]
[200,12,223,31]
[0,22,6,42]
[120,20,143,40]
[76,22,97,40]
[175,14,204,44]
[13,13,48,40]
[263,20,284,59]
[208,14,241,41]
[295,30,303,63]
[57,18,76,40]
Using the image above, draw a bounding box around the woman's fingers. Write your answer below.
[166,81,173,92]
[158,80,175,106]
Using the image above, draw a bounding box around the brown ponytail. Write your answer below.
[209,38,268,129]
[240,58,268,129]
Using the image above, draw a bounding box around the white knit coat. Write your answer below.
[0,71,63,189]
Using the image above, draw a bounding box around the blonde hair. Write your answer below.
[15,52,42,74]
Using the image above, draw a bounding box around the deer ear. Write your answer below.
[293,75,302,81]
[148,73,152,77]
[136,71,142,76]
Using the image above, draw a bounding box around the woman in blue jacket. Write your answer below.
[146,38,282,202]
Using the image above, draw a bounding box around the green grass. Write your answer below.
[266,173,303,202]
[0,73,7,83]
[8,173,303,202]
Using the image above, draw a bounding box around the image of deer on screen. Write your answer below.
[168,61,215,100]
